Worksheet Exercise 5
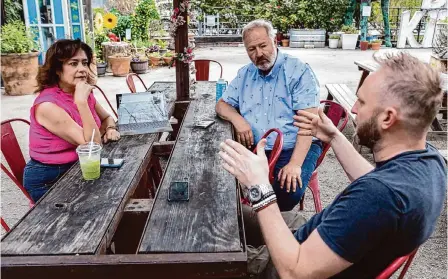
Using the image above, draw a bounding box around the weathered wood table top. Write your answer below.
[1,133,157,256]
[138,81,243,254]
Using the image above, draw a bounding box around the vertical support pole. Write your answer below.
[174,0,190,101]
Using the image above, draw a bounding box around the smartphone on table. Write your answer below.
[168,181,189,202]
[100,158,124,168]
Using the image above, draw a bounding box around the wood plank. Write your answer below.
[355,60,378,73]
[138,81,242,254]
[124,199,153,212]
[326,84,356,121]
[2,253,247,279]
[1,134,157,256]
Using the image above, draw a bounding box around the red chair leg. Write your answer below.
[308,171,323,213]
[398,250,418,279]
[1,217,10,232]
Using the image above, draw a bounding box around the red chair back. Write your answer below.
[194,60,223,81]
[316,100,349,168]
[1,118,34,203]
[253,128,284,184]
[93,85,118,118]
[126,73,148,93]
[376,249,418,279]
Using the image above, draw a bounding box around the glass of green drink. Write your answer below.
[76,143,102,180]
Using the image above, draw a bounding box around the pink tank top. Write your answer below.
[29,86,102,164]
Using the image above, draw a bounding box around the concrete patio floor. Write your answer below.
[1,47,446,278]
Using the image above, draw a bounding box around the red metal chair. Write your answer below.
[1,118,35,207]
[1,217,11,232]
[241,129,283,205]
[194,59,223,81]
[93,85,118,118]
[299,100,349,213]
[252,128,284,184]
[126,73,148,93]
[376,249,418,279]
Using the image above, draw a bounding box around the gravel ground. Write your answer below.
[1,47,446,278]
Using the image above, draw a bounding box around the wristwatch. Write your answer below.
[248,184,275,204]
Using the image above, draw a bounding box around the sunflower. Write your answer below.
[94,13,103,31]
[103,13,118,30]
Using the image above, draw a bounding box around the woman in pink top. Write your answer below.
[24,39,120,202]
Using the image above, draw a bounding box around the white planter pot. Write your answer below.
[342,34,359,50]
[329,39,339,49]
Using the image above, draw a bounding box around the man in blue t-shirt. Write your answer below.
[219,52,446,278]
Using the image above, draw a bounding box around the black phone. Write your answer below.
[100,158,124,168]
[168,181,189,202]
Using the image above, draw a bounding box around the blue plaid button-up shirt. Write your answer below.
[221,51,320,150]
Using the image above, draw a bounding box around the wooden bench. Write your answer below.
[325,84,356,123]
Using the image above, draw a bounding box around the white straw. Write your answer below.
[88,129,95,158]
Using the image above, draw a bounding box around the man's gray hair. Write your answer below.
[242,19,276,42]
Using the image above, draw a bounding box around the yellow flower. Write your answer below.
[94,13,103,31]
[103,13,117,29]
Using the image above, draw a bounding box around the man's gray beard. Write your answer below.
[256,51,277,71]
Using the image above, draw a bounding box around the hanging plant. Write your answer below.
[176,46,195,64]
[169,0,192,38]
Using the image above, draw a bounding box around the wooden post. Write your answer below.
[85,0,94,34]
[174,0,190,101]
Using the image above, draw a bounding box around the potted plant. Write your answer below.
[371,39,382,51]
[148,52,162,66]
[108,46,131,77]
[130,53,149,74]
[328,35,339,49]
[341,25,358,50]
[157,39,169,55]
[96,49,107,77]
[162,51,174,66]
[281,34,290,47]
[360,40,369,51]
[0,21,40,95]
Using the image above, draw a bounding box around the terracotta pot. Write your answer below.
[163,57,173,65]
[371,42,381,50]
[281,39,290,47]
[1,52,39,95]
[149,57,161,66]
[360,41,369,51]
[108,56,131,77]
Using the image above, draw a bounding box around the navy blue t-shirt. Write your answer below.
[295,144,446,278]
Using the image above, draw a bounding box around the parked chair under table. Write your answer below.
[194,59,223,81]
[1,118,35,211]
[299,100,349,213]
[126,73,148,93]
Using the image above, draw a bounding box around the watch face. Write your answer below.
[249,186,262,202]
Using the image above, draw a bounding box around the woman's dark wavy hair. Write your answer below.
[35,39,93,92]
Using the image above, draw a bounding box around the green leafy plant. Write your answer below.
[0,21,39,54]
[94,29,110,54]
[371,39,382,44]
[131,0,160,41]
[329,34,340,39]
[148,52,161,58]
[112,15,132,39]
[4,0,23,23]
[157,39,168,49]
[95,49,105,64]
[341,25,358,34]
[163,51,175,57]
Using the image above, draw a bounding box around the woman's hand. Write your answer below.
[74,81,94,105]
[103,128,120,143]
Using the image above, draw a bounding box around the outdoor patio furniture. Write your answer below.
[376,249,418,279]
[1,217,11,232]
[194,59,223,81]
[252,128,284,185]
[1,118,35,208]
[93,85,118,118]
[1,82,246,278]
[299,100,349,213]
[126,73,148,93]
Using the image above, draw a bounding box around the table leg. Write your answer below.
[356,69,370,93]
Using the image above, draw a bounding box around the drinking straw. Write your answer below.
[88,129,95,158]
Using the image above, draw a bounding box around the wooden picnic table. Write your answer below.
[1,81,246,279]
